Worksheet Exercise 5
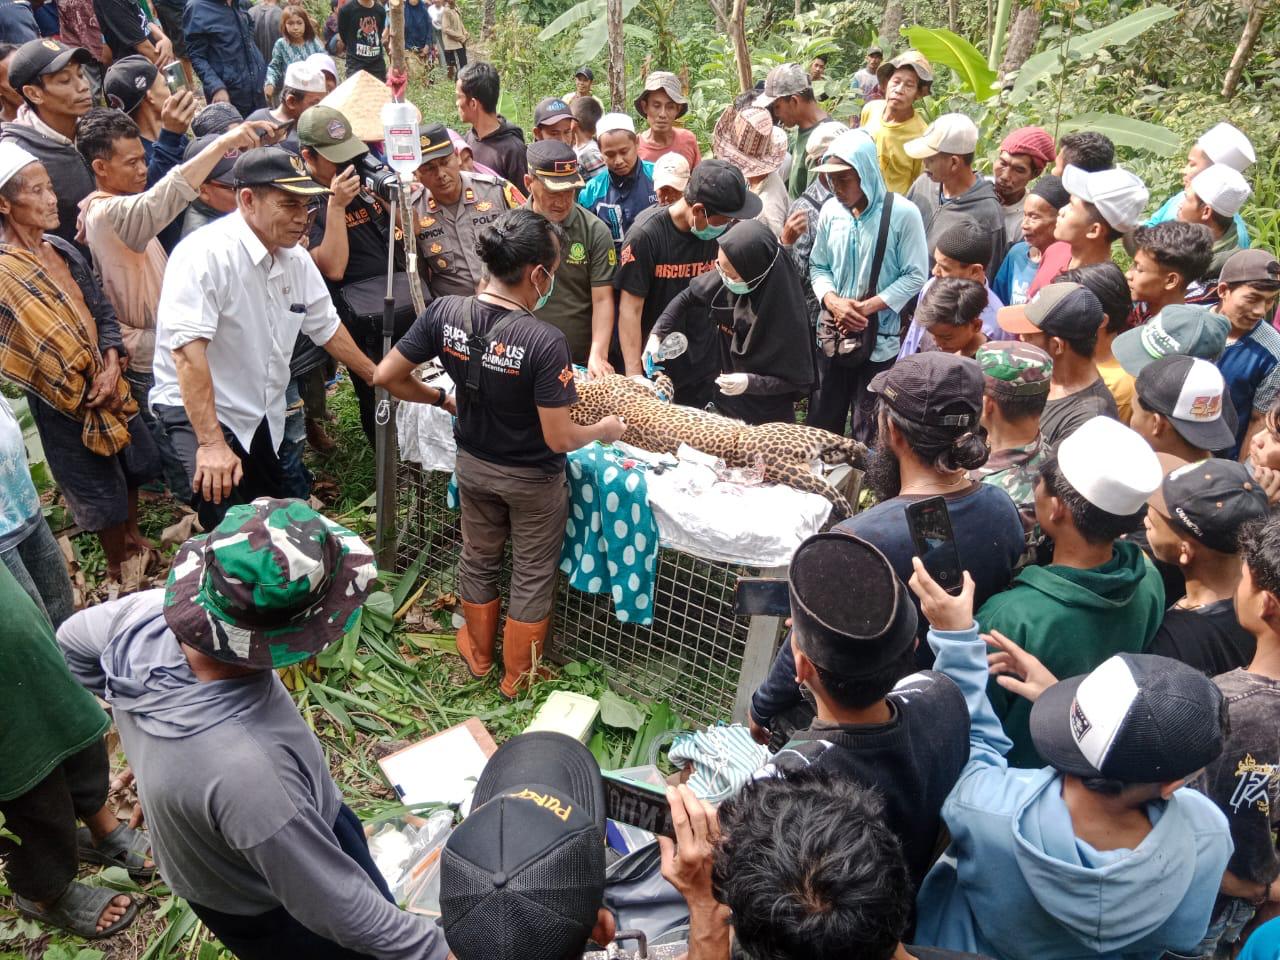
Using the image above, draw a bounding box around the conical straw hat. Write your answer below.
[320,70,421,142]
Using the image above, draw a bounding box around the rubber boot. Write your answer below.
[456,599,499,678]
[499,616,552,699]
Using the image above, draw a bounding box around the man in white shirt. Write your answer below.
[151,146,389,528]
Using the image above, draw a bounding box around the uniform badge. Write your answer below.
[289,155,307,175]
[437,257,448,269]
[420,216,436,227]
[475,200,493,212]
[463,187,476,203]
[567,241,587,265]
[430,242,443,254]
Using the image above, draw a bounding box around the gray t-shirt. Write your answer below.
[1040,377,1119,450]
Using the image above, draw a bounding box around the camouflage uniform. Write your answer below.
[415,169,524,298]
[973,341,1053,539]
[164,498,377,669]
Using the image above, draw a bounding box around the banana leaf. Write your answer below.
[902,26,998,102]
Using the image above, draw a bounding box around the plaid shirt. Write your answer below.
[0,239,135,456]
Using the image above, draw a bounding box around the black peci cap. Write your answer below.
[685,158,762,220]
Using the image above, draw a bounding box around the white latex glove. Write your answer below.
[715,373,749,396]
[642,333,661,365]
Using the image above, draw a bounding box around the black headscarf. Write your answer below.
[705,220,815,385]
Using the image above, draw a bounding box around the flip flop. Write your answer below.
[15,881,137,940]
[77,823,157,882]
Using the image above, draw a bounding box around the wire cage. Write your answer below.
[394,462,784,728]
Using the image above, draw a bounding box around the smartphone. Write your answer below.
[905,496,963,595]
[602,771,674,838]
[734,577,790,618]
[162,61,186,94]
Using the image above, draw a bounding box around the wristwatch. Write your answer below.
[432,387,448,408]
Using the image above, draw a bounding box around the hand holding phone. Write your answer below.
[734,577,790,617]
[905,496,963,595]
[162,60,186,93]
[602,771,675,838]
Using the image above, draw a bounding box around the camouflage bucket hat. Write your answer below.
[163,498,377,669]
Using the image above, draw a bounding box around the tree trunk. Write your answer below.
[707,0,729,33]
[947,0,957,33]
[607,0,626,110]
[999,4,1038,77]
[879,0,903,43]
[729,0,751,92]
[986,0,1012,69]
[794,0,801,18]
[1222,0,1268,99]
[482,0,495,38]
[386,0,406,76]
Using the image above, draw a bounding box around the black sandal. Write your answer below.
[15,881,137,940]
[77,823,157,882]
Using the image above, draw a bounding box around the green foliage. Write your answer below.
[1055,112,1180,157]
[902,26,998,101]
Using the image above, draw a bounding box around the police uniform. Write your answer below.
[416,169,523,297]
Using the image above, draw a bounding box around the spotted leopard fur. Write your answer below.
[570,374,867,521]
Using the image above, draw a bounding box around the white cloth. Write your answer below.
[395,369,457,471]
[427,2,443,26]
[151,210,341,450]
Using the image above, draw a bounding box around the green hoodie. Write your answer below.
[980,540,1165,768]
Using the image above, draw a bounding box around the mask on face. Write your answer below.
[717,247,779,296]
[691,206,729,240]
[533,267,556,310]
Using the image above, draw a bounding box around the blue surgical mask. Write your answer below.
[691,208,729,240]
[533,268,556,310]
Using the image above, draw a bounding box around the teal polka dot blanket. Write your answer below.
[445,442,660,625]
[559,443,660,625]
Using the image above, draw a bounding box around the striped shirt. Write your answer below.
[1217,316,1280,457]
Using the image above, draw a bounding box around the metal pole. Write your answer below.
[374,184,399,570]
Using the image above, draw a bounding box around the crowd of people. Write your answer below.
[0,5,1279,958]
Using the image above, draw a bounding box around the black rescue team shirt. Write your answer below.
[397,296,577,474]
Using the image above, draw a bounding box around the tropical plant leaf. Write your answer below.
[599,689,646,730]
[1009,5,1176,103]
[537,0,601,41]
[1057,113,1180,156]
[901,26,998,102]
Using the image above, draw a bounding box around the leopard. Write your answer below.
[569,373,868,521]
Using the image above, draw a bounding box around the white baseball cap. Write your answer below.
[307,52,338,78]
[1189,164,1251,218]
[804,120,850,166]
[903,113,979,159]
[1195,121,1255,173]
[653,151,690,193]
[0,141,38,192]
[1057,416,1162,515]
[596,112,636,137]
[1061,164,1149,234]
[284,60,327,94]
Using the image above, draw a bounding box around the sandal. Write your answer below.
[77,823,157,882]
[14,881,137,939]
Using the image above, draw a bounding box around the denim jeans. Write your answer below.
[1189,896,1256,959]
[126,368,191,496]
[279,377,312,500]
[1,517,74,629]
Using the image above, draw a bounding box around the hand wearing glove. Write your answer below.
[715,373,749,396]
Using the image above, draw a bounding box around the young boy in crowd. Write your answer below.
[1060,261,1136,422]
[911,555,1231,960]
[1179,164,1251,285]
[1191,513,1280,956]
[1129,355,1236,462]
[979,415,1166,767]
[1113,301,1229,381]
[569,94,605,179]
[996,281,1117,448]
[1145,455,1267,676]
[1145,120,1255,249]
[1214,249,1280,459]
[1050,130,1114,176]
[908,278,989,358]
[972,340,1053,538]
[1029,164,1147,298]
[899,219,1006,358]
[1126,220,1215,325]
[765,533,969,893]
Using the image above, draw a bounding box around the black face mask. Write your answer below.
[862,445,902,501]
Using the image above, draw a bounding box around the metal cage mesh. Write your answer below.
[395,462,768,728]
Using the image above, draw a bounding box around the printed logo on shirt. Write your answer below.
[620,244,636,267]
[558,366,574,387]
[653,260,716,280]
[355,15,381,57]
[442,322,527,374]
[567,241,587,265]
[346,206,372,229]
[1229,753,1278,814]
[607,247,617,267]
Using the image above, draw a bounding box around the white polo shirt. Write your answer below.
[151,210,341,452]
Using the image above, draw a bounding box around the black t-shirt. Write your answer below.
[309,195,407,341]
[771,670,969,893]
[94,0,148,56]
[1148,599,1255,676]
[337,0,386,74]
[1039,377,1119,449]
[397,296,577,473]
[615,204,718,386]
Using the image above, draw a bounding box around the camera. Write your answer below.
[357,153,401,203]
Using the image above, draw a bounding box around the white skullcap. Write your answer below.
[1190,164,1251,218]
[596,112,636,137]
[0,141,39,193]
[1195,122,1255,173]
[1057,416,1162,516]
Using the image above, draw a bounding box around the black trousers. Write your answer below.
[154,407,287,531]
[806,354,893,443]
[0,739,109,901]
[190,804,393,960]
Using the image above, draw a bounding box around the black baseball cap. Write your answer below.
[996,281,1103,340]
[868,352,983,429]
[183,134,240,185]
[104,55,157,115]
[534,96,573,127]
[686,158,762,220]
[9,38,92,92]
[231,146,328,195]
[442,733,606,960]
[1030,653,1226,783]
[575,66,594,80]
[526,138,585,191]
[789,533,918,677]
[1135,355,1237,452]
[192,101,243,136]
[418,122,453,163]
[1149,453,1268,554]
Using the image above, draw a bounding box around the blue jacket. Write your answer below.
[183,0,266,111]
[809,128,928,363]
[578,159,656,247]
[915,623,1233,960]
